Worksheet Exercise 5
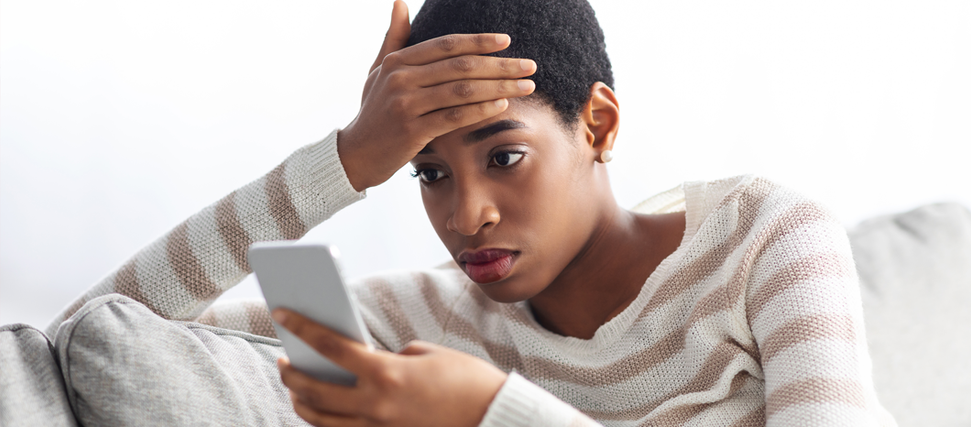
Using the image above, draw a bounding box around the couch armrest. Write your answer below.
[0,323,78,426]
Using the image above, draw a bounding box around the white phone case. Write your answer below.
[248,242,373,386]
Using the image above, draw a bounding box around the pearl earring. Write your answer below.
[599,150,613,163]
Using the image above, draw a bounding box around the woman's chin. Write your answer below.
[471,275,544,304]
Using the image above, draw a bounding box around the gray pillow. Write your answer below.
[850,202,971,426]
[0,323,78,427]
[55,294,310,427]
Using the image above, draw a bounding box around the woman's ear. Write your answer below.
[579,82,620,162]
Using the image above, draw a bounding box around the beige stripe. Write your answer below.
[684,286,730,326]
[245,301,276,338]
[746,251,850,322]
[584,343,750,420]
[266,163,306,240]
[195,308,218,327]
[166,221,220,301]
[765,377,866,419]
[760,314,856,363]
[676,342,749,397]
[645,371,751,426]
[113,258,161,315]
[215,191,252,272]
[371,280,419,346]
[729,405,765,427]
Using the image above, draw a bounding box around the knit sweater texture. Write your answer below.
[47,130,896,426]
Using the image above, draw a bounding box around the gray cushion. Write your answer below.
[55,294,309,426]
[850,202,971,427]
[0,323,78,427]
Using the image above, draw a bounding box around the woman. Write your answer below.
[48,0,895,425]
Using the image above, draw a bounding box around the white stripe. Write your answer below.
[135,235,200,320]
[769,402,878,426]
[185,204,247,291]
[749,275,854,339]
[762,340,863,396]
[233,175,285,242]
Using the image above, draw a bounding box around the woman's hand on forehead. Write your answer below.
[337,0,536,192]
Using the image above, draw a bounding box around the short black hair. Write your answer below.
[407,0,614,127]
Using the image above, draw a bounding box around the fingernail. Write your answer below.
[518,80,534,91]
[495,99,507,108]
[496,34,510,45]
[272,310,288,325]
[520,59,534,71]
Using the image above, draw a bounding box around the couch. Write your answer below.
[3,202,969,426]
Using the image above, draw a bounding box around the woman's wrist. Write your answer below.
[336,126,370,193]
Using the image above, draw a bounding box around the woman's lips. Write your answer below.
[458,249,517,284]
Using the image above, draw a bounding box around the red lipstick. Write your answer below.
[458,249,517,283]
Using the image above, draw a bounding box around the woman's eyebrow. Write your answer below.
[463,119,526,144]
[416,119,527,155]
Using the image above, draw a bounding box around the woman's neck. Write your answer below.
[527,205,686,340]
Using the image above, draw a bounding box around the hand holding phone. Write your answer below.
[248,242,373,386]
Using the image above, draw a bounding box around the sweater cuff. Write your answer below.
[479,373,599,427]
[293,129,366,227]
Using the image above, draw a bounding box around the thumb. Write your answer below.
[369,0,411,73]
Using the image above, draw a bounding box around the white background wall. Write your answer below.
[2,0,968,329]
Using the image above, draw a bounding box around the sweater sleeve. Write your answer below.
[479,373,602,427]
[45,129,365,337]
[745,199,896,426]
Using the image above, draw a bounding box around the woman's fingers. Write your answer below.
[272,309,374,375]
[409,55,536,88]
[413,79,535,116]
[416,98,510,139]
[369,0,411,74]
[391,33,511,67]
[278,358,367,417]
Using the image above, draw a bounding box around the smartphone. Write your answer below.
[248,242,373,386]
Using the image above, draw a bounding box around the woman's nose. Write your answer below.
[446,186,500,236]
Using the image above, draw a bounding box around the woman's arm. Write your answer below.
[745,199,896,426]
[45,130,364,337]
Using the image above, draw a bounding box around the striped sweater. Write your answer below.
[47,130,896,426]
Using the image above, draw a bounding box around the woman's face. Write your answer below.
[410,100,608,303]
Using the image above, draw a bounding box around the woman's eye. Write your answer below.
[414,169,445,183]
[490,152,524,167]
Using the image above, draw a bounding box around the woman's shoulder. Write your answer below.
[687,174,838,224]
[673,175,845,252]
